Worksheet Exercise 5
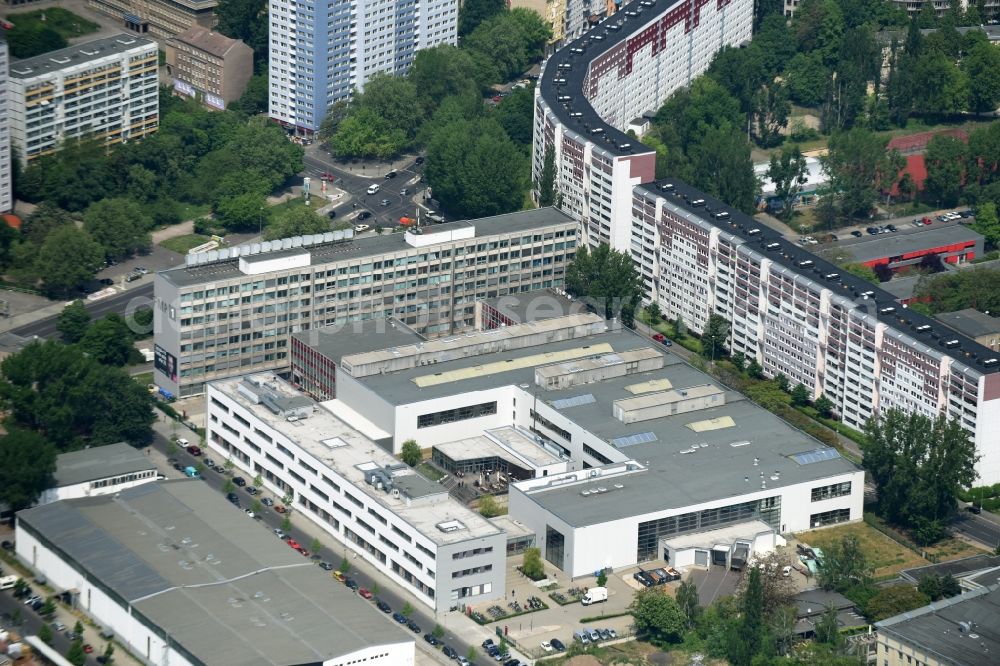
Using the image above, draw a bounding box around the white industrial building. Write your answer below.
[16,480,415,666]
[205,374,507,613]
[37,442,158,505]
[321,313,863,578]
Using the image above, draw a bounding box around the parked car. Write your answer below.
[380,198,390,207]
[186,445,202,456]
[482,639,495,649]
[318,562,334,571]
[233,476,247,487]
[332,570,346,581]
[274,505,287,513]
[285,538,301,550]
[407,619,421,633]
[414,156,424,165]
[400,188,409,196]
[442,645,457,659]
[345,578,359,591]
[375,599,390,613]
[886,224,897,232]
[424,634,441,646]
[541,640,554,652]
[392,611,407,623]
[245,486,259,495]
[226,492,239,504]
[606,629,617,639]
[550,638,566,651]
[359,588,373,599]
[354,224,370,233]
[213,465,226,474]
[261,497,274,506]
[244,509,255,518]
[866,227,879,235]
[273,529,286,539]
[967,504,983,514]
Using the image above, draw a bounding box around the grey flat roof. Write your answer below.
[292,318,424,363]
[480,289,586,325]
[53,443,156,487]
[900,554,1000,583]
[9,34,155,79]
[840,225,983,264]
[880,275,922,302]
[17,481,412,665]
[937,309,1000,339]
[876,584,1000,665]
[359,324,859,526]
[158,208,576,289]
[637,180,1000,374]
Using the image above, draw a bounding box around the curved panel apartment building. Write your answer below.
[532,1,1000,482]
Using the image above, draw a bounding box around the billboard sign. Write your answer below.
[154,344,177,382]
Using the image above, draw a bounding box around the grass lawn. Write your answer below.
[6,7,99,37]
[924,536,988,563]
[268,196,324,216]
[160,234,213,254]
[798,521,927,578]
[416,462,445,482]
[133,372,153,387]
[176,202,212,221]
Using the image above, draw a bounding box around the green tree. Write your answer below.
[963,41,1000,114]
[785,52,830,107]
[214,192,268,232]
[6,22,68,58]
[915,268,1000,313]
[917,1,938,28]
[432,624,445,639]
[40,597,56,617]
[866,585,929,621]
[691,128,759,214]
[521,547,545,579]
[253,473,263,487]
[0,429,56,511]
[676,579,701,628]
[646,302,662,325]
[464,9,551,83]
[467,646,477,662]
[36,225,105,296]
[814,394,835,418]
[814,604,843,647]
[223,478,235,494]
[425,116,527,219]
[923,135,969,207]
[972,202,1000,248]
[729,567,764,665]
[478,494,502,518]
[821,128,896,219]
[340,556,352,573]
[251,499,263,515]
[264,206,329,241]
[232,72,269,115]
[701,314,730,360]
[493,86,535,145]
[407,45,484,110]
[632,588,686,645]
[753,82,791,147]
[38,623,53,645]
[58,300,92,344]
[354,74,426,142]
[793,0,846,66]
[400,439,422,466]
[21,201,75,247]
[774,372,789,392]
[537,146,557,208]
[310,537,322,554]
[402,601,414,617]
[791,383,811,407]
[79,314,135,366]
[67,639,87,666]
[845,262,879,283]
[215,0,268,64]
[281,515,292,532]
[863,409,979,534]
[564,244,642,323]
[912,50,969,114]
[103,643,115,665]
[768,144,810,220]
[459,0,506,37]
[818,534,874,595]
[595,570,608,587]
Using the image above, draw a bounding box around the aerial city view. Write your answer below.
[1,0,1000,664]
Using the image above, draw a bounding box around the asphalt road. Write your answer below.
[11,283,155,339]
[0,590,103,665]
[951,510,1000,550]
[154,434,495,666]
[302,152,447,231]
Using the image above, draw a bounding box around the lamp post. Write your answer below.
[258,206,264,237]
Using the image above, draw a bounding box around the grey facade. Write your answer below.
[0,36,10,213]
[153,209,578,397]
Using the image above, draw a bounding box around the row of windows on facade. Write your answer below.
[91,470,156,488]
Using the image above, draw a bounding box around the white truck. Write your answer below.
[581,586,608,605]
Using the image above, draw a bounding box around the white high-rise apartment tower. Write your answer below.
[268,0,458,134]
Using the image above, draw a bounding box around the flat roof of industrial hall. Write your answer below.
[17,481,412,666]
[52,442,155,487]
[353,321,860,526]
[157,208,576,289]
[876,584,1000,665]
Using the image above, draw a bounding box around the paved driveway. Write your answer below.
[687,566,740,607]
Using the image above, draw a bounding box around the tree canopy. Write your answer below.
[0,429,57,511]
[565,244,642,323]
[265,206,330,241]
[631,588,686,645]
[862,408,979,543]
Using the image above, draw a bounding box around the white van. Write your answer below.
[0,575,19,590]
[366,183,380,195]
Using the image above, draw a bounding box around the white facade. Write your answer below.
[205,376,507,613]
[268,0,457,133]
[7,35,159,164]
[508,465,863,578]
[37,469,157,505]
[0,37,11,213]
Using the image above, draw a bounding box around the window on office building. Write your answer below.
[417,401,497,429]
[545,525,565,569]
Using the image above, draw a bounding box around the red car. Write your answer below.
[320,172,335,181]
[274,505,287,514]
[83,645,94,654]
[652,333,665,342]
[359,587,373,599]
[186,445,202,456]
[286,538,301,550]
[923,217,933,225]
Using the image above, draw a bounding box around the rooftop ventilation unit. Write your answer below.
[729,440,751,448]
[436,520,466,533]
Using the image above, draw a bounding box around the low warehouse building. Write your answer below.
[37,442,158,505]
[16,480,414,666]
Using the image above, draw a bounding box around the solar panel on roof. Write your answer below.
[791,448,841,465]
[552,394,596,409]
[612,432,658,448]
